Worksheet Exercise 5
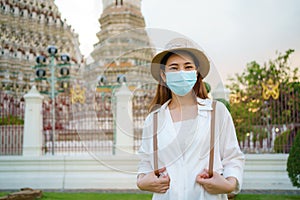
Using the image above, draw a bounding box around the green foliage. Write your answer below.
[0,115,24,125]
[38,193,152,200]
[287,130,300,188]
[274,130,290,153]
[227,49,300,145]
[288,81,300,93]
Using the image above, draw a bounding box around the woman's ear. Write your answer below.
[160,71,166,82]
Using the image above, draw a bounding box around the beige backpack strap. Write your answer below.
[153,112,160,177]
[208,100,217,178]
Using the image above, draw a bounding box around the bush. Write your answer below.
[274,130,290,153]
[287,129,300,188]
[0,115,24,125]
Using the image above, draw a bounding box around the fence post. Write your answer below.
[114,83,134,155]
[23,86,44,156]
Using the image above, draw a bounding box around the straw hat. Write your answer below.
[151,38,210,81]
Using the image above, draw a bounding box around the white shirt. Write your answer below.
[138,98,245,200]
[173,117,198,154]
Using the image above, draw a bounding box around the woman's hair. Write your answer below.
[148,50,209,112]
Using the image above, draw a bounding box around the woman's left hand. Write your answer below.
[196,169,237,194]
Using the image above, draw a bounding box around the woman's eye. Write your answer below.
[169,67,178,70]
[185,66,194,69]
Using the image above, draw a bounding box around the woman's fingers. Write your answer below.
[141,167,170,193]
[158,167,166,173]
[156,175,170,184]
[196,169,209,180]
[156,183,170,193]
[158,187,169,193]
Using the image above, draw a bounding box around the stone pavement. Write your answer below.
[240,189,300,195]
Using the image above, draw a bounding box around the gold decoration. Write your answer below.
[70,84,85,104]
[262,79,279,100]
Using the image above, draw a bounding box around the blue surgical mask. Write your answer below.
[165,70,197,96]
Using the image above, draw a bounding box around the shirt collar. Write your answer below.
[158,97,213,112]
[197,98,213,111]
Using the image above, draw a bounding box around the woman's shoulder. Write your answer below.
[214,99,232,118]
[144,108,159,125]
[196,97,230,114]
[144,101,169,126]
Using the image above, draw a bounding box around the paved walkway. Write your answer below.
[240,189,300,195]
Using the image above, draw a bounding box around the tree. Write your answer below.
[227,49,299,150]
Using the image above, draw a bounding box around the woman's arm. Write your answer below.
[218,103,245,193]
[137,113,170,193]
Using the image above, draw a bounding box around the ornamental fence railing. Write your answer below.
[0,82,299,155]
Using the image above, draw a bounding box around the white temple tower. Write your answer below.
[85,0,155,89]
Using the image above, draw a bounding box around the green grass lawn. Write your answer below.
[41,193,153,200]
[0,192,299,200]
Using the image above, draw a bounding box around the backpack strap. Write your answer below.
[153,112,160,177]
[208,100,217,178]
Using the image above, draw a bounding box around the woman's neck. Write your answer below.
[169,92,197,109]
[168,92,198,122]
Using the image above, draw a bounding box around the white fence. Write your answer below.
[0,154,298,191]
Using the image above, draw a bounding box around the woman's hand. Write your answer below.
[196,169,237,194]
[137,167,170,193]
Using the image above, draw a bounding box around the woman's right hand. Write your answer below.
[137,167,170,193]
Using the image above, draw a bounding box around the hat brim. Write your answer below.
[151,48,210,81]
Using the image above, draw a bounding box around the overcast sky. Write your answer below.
[55,0,300,83]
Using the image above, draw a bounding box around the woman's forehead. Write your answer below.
[166,52,195,64]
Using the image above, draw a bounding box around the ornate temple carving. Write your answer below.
[0,0,83,96]
[1,0,155,96]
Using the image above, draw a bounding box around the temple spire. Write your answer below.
[103,0,141,10]
[115,0,123,6]
[86,0,154,89]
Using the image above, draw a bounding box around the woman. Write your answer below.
[137,38,245,199]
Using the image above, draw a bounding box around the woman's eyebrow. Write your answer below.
[167,61,194,67]
[167,63,179,67]
[184,61,194,65]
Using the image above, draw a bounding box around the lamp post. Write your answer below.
[34,46,70,155]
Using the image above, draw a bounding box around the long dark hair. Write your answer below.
[149,50,209,112]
